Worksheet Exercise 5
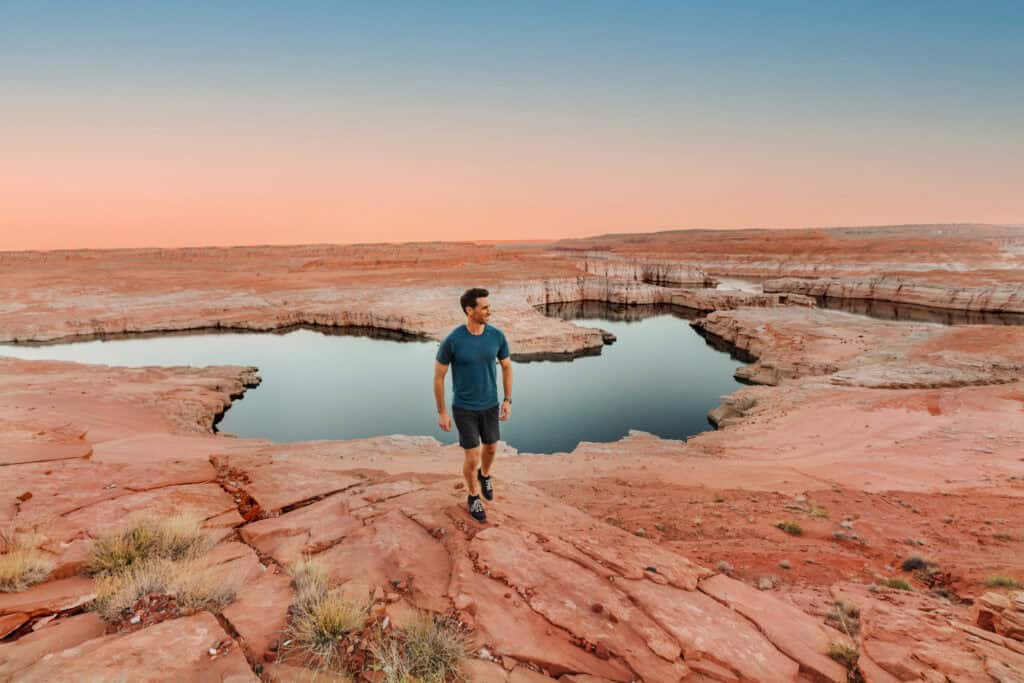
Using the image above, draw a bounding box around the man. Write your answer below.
[434,287,513,522]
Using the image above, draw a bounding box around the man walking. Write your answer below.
[434,287,513,522]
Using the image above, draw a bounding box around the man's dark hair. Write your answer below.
[460,287,489,314]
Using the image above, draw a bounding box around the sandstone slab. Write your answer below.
[698,574,848,682]
[13,612,256,682]
[0,612,106,679]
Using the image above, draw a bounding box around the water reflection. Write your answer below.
[815,297,1024,326]
[540,300,698,322]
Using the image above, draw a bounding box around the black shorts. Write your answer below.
[452,404,500,449]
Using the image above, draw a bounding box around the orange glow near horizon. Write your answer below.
[4,125,1022,251]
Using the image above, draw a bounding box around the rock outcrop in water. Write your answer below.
[2,225,1024,680]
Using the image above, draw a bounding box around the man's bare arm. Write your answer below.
[434,361,451,431]
[434,361,449,414]
[499,356,513,401]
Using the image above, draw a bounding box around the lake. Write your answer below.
[0,303,745,453]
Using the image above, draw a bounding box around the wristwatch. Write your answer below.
[503,398,512,404]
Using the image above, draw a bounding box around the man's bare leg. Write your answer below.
[480,442,497,477]
[463,447,482,496]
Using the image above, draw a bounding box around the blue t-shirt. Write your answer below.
[436,324,510,410]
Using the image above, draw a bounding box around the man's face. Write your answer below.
[467,296,491,323]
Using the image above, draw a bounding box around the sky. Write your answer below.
[2,1,1022,250]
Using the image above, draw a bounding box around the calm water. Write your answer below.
[0,306,744,453]
[814,296,1024,326]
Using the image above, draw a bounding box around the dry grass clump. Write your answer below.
[883,577,912,591]
[288,590,368,671]
[284,558,368,672]
[826,600,861,638]
[289,557,330,611]
[827,643,863,682]
[88,513,212,576]
[370,612,467,683]
[92,557,237,622]
[985,575,1022,589]
[775,521,803,536]
[282,559,465,681]
[86,512,234,624]
[0,530,54,593]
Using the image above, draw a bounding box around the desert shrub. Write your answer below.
[289,557,330,612]
[0,531,53,593]
[92,558,237,621]
[288,590,368,671]
[370,612,467,683]
[827,643,863,682]
[826,601,861,638]
[88,513,211,576]
[985,576,1022,589]
[883,578,912,591]
[284,559,367,672]
[901,556,929,572]
[775,521,803,536]
[809,503,830,518]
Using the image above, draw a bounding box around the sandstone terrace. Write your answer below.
[1,224,1023,681]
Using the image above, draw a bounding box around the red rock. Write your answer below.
[43,482,240,552]
[856,652,902,683]
[13,612,256,682]
[239,492,363,565]
[0,612,28,638]
[312,509,451,614]
[621,578,799,681]
[472,526,688,682]
[263,662,353,682]
[221,569,292,662]
[454,568,631,681]
[462,659,510,682]
[197,541,264,587]
[508,665,558,682]
[0,612,106,678]
[698,574,848,682]
[216,451,364,512]
[0,577,95,618]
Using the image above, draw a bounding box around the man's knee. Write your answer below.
[481,442,497,454]
[463,448,482,464]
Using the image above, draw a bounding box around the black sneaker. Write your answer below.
[477,469,494,501]
[467,495,486,522]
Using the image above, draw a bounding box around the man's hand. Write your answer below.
[499,400,511,421]
[438,410,452,432]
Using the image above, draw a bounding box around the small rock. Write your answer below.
[634,528,646,537]
[778,560,791,570]
[208,648,217,656]
[757,576,776,591]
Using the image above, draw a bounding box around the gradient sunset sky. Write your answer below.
[2,1,1022,250]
